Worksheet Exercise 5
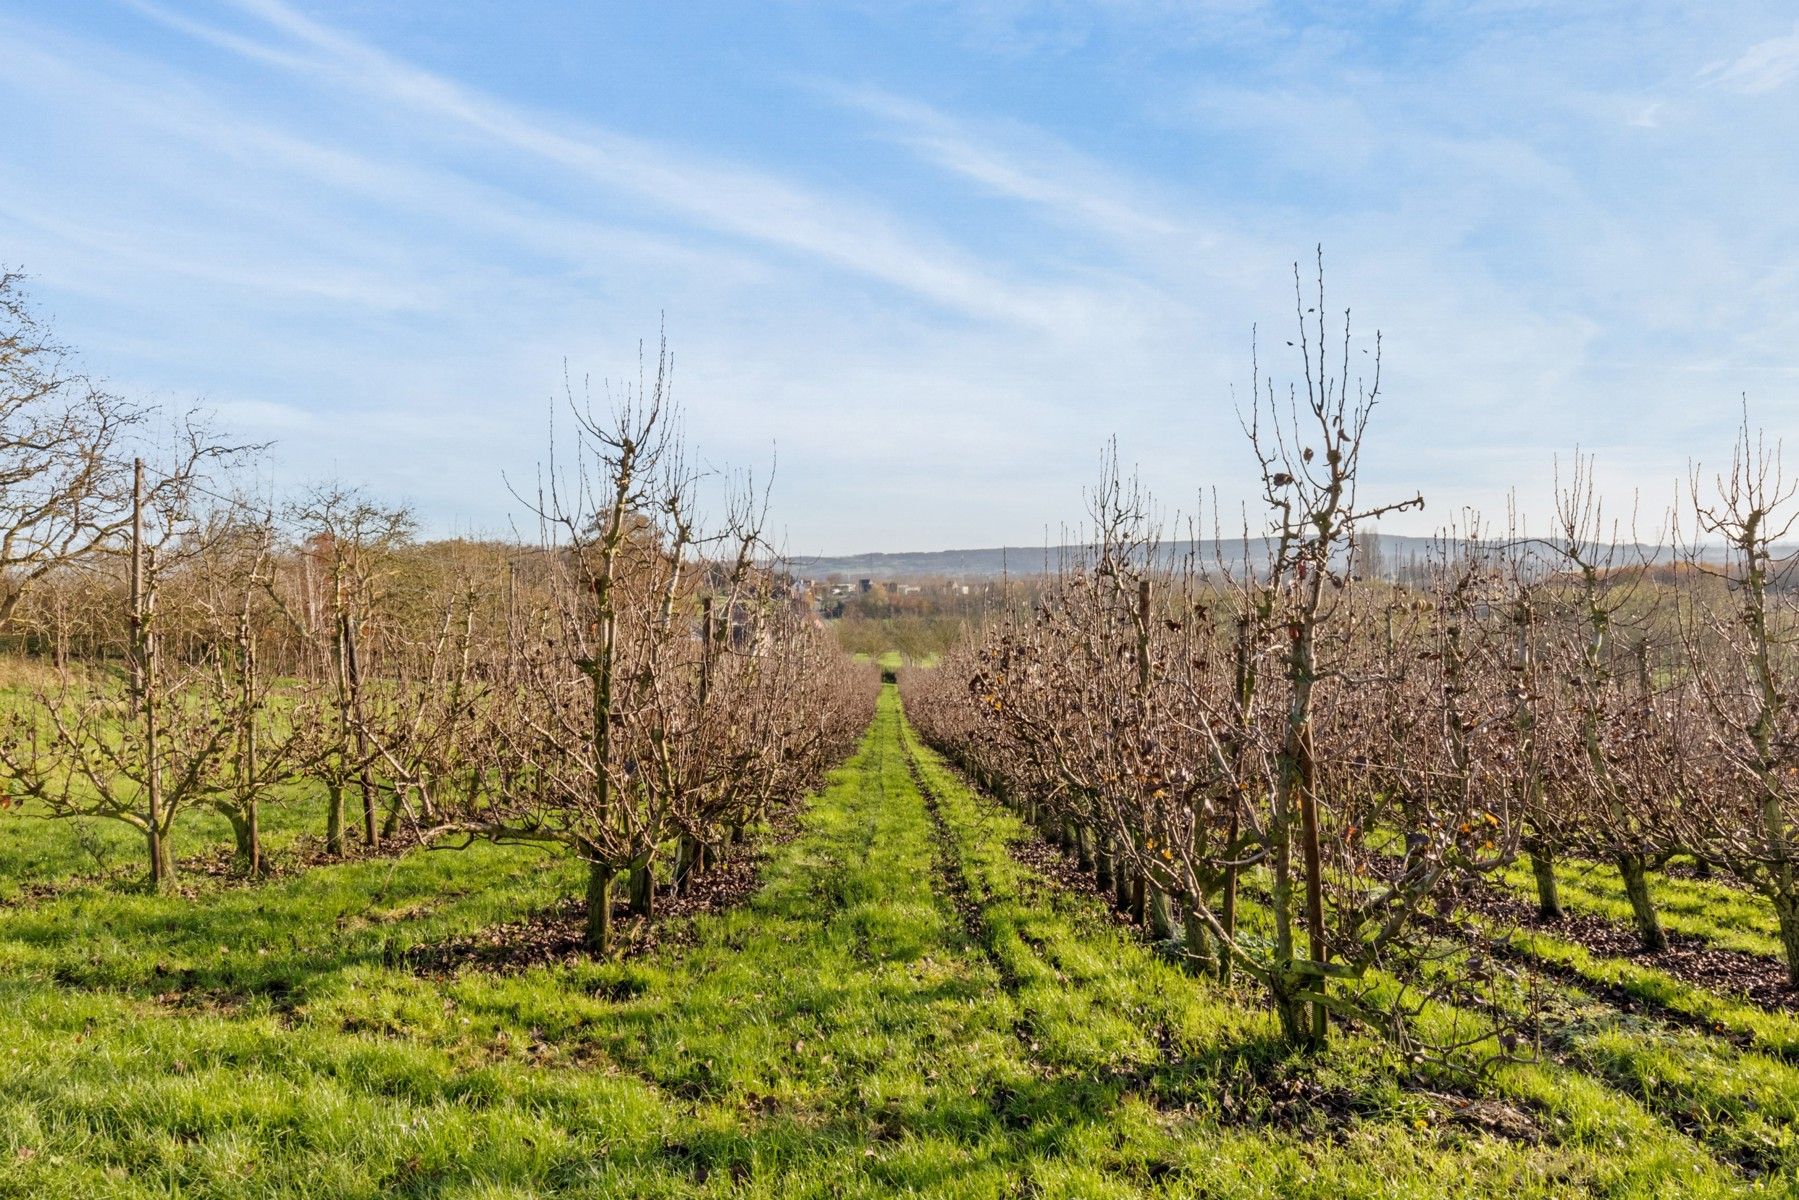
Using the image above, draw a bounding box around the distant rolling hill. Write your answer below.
[789,535,1421,581]
[786,535,1762,582]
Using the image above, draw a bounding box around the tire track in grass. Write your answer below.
[899,719,1015,982]
[894,706,1231,1194]
[899,712,1164,1091]
[576,693,1035,1189]
[895,705,1090,1200]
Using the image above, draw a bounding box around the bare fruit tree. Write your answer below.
[906,258,1538,1054]
[1223,256,1430,1045]
[286,485,417,855]
[1674,414,1799,980]
[0,271,152,629]
[447,343,873,954]
[0,427,250,889]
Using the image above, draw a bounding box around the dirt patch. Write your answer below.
[148,987,254,1017]
[7,866,139,905]
[1420,1089,1544,1143]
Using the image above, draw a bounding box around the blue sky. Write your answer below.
[2,1,1795,554]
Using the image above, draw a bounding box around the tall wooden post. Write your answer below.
[238,600,261,875]
[700,597,716,704]
[131,460,169,890]
[1220,616,1251,976]
[342,605,376,848]
[1134,579,1173,937]
[1136,579,1152,692]
[129,459,144,706]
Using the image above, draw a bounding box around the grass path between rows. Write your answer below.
[0,686,1784,1197]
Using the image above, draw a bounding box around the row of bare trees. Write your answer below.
[445,352,876,950]
[902,263,1797,1051]
[0,274,876,952]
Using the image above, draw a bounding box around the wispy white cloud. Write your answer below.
[824,85,1189,245]
[1699,21,1799,94]
[0,188,440,311]
[124,0,1095,332]
[116,0,322,73]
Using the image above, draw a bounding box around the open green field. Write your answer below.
[3,687,1798,1197]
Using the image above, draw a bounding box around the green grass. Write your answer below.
[849,650,936,670]
[0,687,1790,1196]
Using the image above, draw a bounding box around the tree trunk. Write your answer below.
[381,793,402,841]
[629,861,655,918]
[1074,825,1093,872]
[245,800,261,876]
[585,861,616,955]
[1616,853,1667,951]
[340,612,378,851]
[1148,886,1175,941]
[675,835,698,894]
[1292,735,1328,1044]
[1271,978,1317,1049]
[228,805,262,876]
[1113,859,1132,912]
[359,768,377,847]
[1221,813,1241,986]
[1528,845,1563,920]
[1094,833,1113,890]
[1773,891,1799,988]
[1182,902,1216,976]
[147,826,175,893]
[325,780,346,857]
